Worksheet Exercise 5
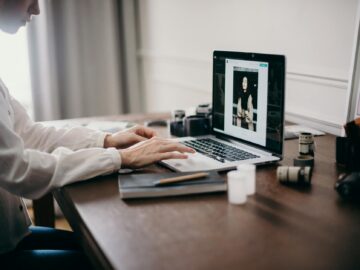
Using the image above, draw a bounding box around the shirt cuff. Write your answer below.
[96,132,110,148]
[106,147,122,171]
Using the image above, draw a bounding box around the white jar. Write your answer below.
[227,170,247,205]
[237,164,256,195]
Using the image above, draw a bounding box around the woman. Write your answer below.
[236,76,254,131]
[0,1,194,269]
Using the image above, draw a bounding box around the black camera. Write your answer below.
[335,172,360,200]
[336,118,360,171]
[170,104,212,137]
[336,137,360,171]
[335,119,360,199]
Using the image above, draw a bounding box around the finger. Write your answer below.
[153,137,184,144]
[157,140,195,152]
[159,143,195,154]
[135,126,158,138]
[148,136,173,143]
[157,152,189,161]
[131,134,147,143]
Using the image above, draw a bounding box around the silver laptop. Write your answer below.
[161,51,286,172]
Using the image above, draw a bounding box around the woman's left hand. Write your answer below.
[104,125,158,149]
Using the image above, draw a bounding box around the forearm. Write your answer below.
[0,146,121,200]
[11,96,108,151]
[237,99,242,117]
[19,123,108,152]
[1,118,120,199]
[248,96,253,120]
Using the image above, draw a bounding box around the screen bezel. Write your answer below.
[212,50,286,157]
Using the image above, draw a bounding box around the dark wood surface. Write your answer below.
[53,113,360,270]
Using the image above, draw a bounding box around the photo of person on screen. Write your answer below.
[236,76,254,130]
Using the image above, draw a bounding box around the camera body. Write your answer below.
[335,119,360,199]
[336,137,360,171]
[335,172,360,200]
[170,104,212,137]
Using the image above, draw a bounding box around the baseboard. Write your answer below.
[285,111,344,136]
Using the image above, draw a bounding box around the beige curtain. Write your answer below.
[27,0,126,121]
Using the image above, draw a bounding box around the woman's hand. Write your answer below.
[119,137,195,169]
[104,125,157,149]
[245,110,251,123]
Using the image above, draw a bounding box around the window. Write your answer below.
[0,28,33,119]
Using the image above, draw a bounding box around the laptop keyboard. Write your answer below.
[181,138,259,163]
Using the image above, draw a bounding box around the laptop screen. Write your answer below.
[212,51,285,156]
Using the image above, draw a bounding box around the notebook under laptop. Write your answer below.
[161,50,286,172]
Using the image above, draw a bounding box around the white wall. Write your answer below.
[137,0,359,134]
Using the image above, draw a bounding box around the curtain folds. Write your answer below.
[27,0,125,121]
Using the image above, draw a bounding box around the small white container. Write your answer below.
[237,164,256,195]
[227,171,247,205]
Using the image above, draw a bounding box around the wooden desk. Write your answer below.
[53,114,360,270]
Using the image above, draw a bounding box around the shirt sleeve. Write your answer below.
[10,96,108,152]
[0,87,121,200]
[0,116,121,199]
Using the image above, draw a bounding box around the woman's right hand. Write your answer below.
[119,137,195,169]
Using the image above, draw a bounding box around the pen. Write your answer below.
[153,172,209,186]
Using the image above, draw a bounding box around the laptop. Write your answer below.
[161,50,286,172]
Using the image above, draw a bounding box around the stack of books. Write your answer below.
[118,171,226,199]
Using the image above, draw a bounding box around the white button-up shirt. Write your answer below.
[0,79,121,254]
